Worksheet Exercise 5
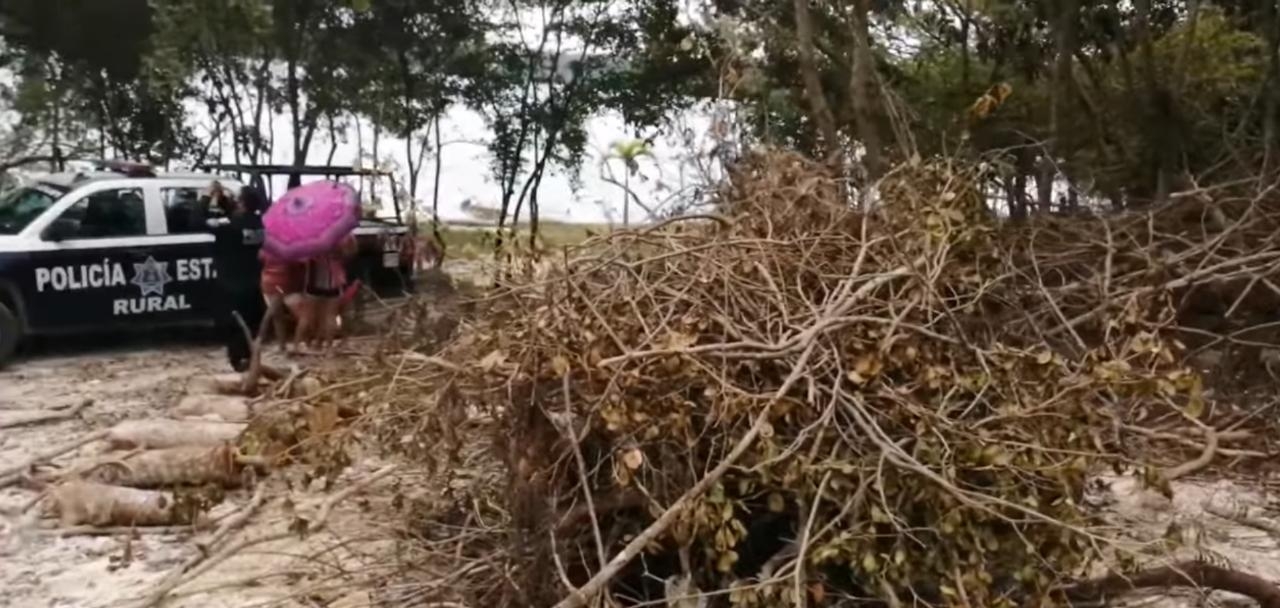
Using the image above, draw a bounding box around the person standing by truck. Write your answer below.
[259,251,305,353]
[211,186,267,371]
[294,234,356,353]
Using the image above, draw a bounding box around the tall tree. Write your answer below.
[347,0,485,200]
[0,0,197,164]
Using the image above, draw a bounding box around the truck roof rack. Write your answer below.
[84,159,156,177]
[196,163,404,222]
[195,163,394,177]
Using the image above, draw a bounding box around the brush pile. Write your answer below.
[381,151,1280,607]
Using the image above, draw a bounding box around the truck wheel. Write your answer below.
[0,301,20,368]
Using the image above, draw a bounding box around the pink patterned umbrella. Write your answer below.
[262,180,360,262]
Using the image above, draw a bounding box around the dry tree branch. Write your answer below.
[233,297,283,395]
[0,399,92,429]
[553,340,822,608]
[0,430,109,488]
[1163,425,1219,482]
[556,373,607,572]
[136,484,269,608]
[371,151,1280,606]
[1065,561,1280,608]
[134,465,397,608]
[1122,424,1267,459]
[555,264,911,608]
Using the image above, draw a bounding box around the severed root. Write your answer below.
[106,419,245,450]
[1065,561,1280,608]
[85,445,245,488]
[46,481,183,527]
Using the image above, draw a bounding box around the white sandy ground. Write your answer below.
[1096,474,1280,608]
[0,345,404,608]
[0,339,1278,608]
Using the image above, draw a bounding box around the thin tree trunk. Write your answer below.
[397,46,421,199]
[51,98,62,170]
[1037,155,1054,213]
[286,54,303,188]
[372,119,381,171]
[1044,0,1080,213]
[1005,176,1022,220]
[430,113,445,264]
[792,0,841,159]
[326,115,339,166]
[848,0,884,180]
[354,113,364,165]
[1262,0,1280,174]
[354,113,365,201]
[1013,149,1032,219]
[494,3,562,257]
[1175,0,1203,94]
[622,168,630,227]
[528,180,540,253]
[406,131,419,199]
[251,56,271,163]
[960,0,972,92]
[431,113,442,224]
[1134,0,1175,203]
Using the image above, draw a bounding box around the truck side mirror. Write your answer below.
[41,218,77,242]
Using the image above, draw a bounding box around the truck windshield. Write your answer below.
[0,184,64,235]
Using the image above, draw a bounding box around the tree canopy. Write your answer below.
[0,0,1276,223]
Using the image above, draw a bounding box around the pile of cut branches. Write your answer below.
[372,151,1280,607]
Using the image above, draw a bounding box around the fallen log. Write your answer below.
[45,481,181,527]
[186,374,261,397]
[106,419,245,450]
[85,445,244,488]
[171,395,250,422]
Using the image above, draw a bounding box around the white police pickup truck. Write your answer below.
[0,167,413,365]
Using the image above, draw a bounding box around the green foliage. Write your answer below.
[1,0,1276,220]
[0,0,198,161]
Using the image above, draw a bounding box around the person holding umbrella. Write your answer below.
[261,180,361,355]
[211,186,268,372]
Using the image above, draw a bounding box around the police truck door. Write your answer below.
[153,182,224,321]
[25,182,210,331]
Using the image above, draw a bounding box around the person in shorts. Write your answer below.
[297,234,356,352]
[259,251,305,353]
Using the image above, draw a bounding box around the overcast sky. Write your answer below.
[2,58,726,227]
[189,100,723,225]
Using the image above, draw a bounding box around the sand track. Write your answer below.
[1,342,398,608]
[2,332,1278,608]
